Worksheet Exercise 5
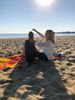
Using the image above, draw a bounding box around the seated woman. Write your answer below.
[32,29,64,60]
[24,31,48,65]
[32,29,55,60]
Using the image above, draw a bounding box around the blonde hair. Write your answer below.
[45,30,55,43]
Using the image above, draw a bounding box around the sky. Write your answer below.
[0,0,75,33]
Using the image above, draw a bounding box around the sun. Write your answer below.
[35,0,54,7]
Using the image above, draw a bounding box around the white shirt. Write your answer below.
[35,40,55,60]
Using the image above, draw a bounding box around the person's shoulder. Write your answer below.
[25,39,29,42]
[24,40,29,45]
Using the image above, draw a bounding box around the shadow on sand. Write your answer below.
[1,60,74,100]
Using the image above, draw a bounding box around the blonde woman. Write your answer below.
[32,29,55,60]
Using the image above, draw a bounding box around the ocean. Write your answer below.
[0,33,75,39]
[0,34,28,39]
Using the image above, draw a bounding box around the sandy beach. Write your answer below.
[0,36,75,100]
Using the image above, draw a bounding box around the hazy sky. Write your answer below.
[0,0,75,33]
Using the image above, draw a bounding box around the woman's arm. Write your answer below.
[32,29,44,38]
[23,41,25,56]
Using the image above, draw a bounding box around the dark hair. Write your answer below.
[28,31,34,39]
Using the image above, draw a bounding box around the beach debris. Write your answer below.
[67,56,75,63]
[0,52,4,57]
[16,50,22,54]
[5,51,13,57]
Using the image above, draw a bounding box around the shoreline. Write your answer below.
[0,34,75,39]
[0,35,75,39]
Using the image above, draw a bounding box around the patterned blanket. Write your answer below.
[0,54,25,70]
[0,53,65,70]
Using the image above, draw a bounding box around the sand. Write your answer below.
[0,36,75,100]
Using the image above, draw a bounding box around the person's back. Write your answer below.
[24,31,37,56]
[25,39,37,56]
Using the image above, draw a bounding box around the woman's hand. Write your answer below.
[32,29,44,38]
[32,29,38,32]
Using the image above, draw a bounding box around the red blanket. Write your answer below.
[0,54,25,70]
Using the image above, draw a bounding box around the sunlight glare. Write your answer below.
[35,0,55,8]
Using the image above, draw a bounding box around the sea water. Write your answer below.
[0,33,75,39]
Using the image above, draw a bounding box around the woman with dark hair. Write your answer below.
[24,31,48,65]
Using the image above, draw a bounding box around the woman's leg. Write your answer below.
[26,52,48,65]
[26,52,37,65]
[36,52,49,61]
[26,56,35,65]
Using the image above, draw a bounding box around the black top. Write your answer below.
[24,40,37,57]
